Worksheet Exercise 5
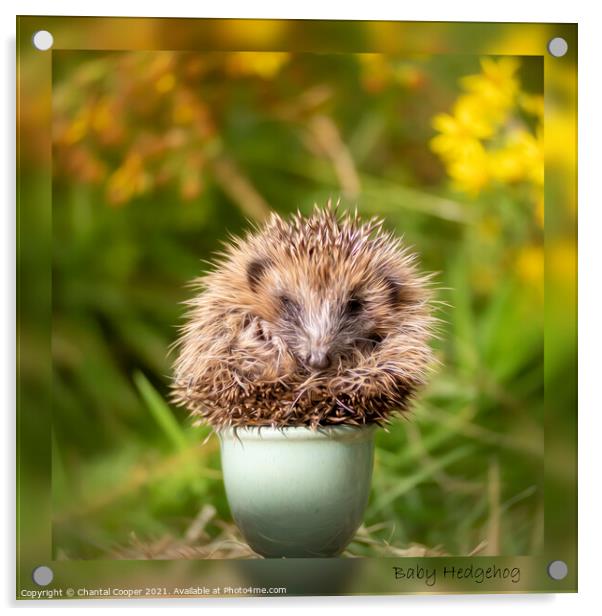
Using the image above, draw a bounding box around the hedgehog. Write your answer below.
[171,203,436,429]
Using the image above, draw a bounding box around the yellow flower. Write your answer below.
[63,108,90,145]
[447,142,491,196]
[430,95,497,160]
[461,57,520,115]
[430,55,544,201]
[90,97,124,145]
[519,93,544,119]
[489,128,543,186]
[513,128,543,186]
[488,147,524,184]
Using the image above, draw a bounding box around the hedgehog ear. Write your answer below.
[383,275,416,307]
[382,275,404,307]
[246,258,272,293]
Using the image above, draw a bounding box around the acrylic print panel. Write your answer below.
[16,16,577,599]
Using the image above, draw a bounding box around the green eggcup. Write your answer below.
[217,424,377,558]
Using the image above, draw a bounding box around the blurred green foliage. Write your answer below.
[49,49,544,558]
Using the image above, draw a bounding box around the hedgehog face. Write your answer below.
[243,251,408,373]
[274,285,368,371]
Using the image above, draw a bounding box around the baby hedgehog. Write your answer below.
[171,204,435,429]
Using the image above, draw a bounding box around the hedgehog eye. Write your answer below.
[345,296,364,315]
[278,294,300,318]
[368,331,384,345]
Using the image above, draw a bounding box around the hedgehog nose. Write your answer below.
[307,350,331,370]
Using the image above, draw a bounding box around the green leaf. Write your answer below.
[133,371,187,452]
